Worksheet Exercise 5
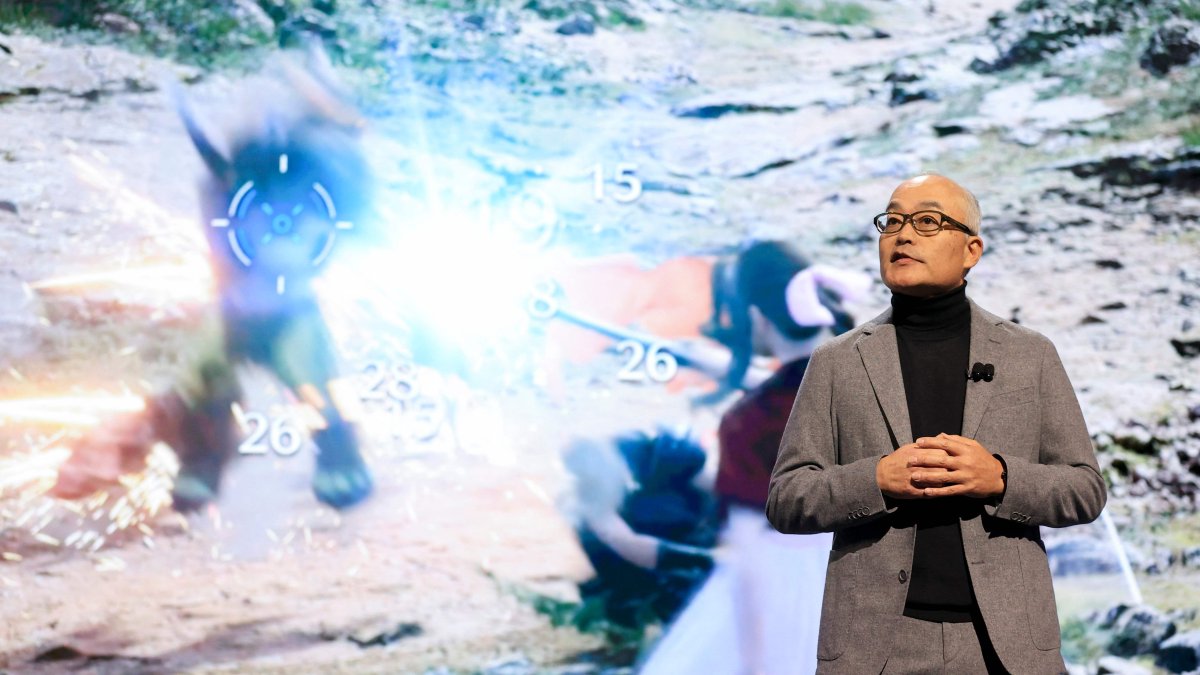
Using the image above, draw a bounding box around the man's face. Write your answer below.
[877,175,983,297]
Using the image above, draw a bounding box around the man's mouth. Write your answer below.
[891,252,920,263]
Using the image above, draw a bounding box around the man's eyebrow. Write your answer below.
[885,200,943,211]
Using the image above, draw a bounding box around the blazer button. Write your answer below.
[898,570,908,583]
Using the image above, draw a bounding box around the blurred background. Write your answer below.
[0,0,1198,672]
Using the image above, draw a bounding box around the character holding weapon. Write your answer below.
[542,241,872,673]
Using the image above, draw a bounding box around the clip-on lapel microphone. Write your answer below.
[967,362,995,382]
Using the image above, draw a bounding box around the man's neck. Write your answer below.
[890,280,970,336]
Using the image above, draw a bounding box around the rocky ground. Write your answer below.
[2,0,1200,672]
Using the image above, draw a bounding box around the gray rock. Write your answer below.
[1140,19,1200,76]
[1063,145,1200,190]
[1172,339,1200,359]
[976,82,1113,145]
[971,0,1146,73]
[1097,655,1152,675]
[555,14,595,36]
[1026,95,1114,129]
[837,25,890,41]
[96,13,141,35]
[0,200,17,215]
[1110,183,1164,201]
[1048,536,1123,575]
[653,102,883,180]
[932,118,988,137]
[1156,630,1200,673]
[551,666,600,674]
[0,35,197,101]
[1098,603,1132,629]
[885,61,936,106]
[672,101,797,119]
[1168,607,1199,624]
[231,0,277,36]
[778,21,887,41]
[484,655,536,674]
[279,8,338,42]
[1107,604,1176,657]
[345,620,423,647]
[1005,127,1045,147]
[670,81,854,119]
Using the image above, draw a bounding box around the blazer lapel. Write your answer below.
[961,299,1008,440]
[856,309,913,449]
[855,298,1009,450]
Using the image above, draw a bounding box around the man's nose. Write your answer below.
[894,220,916,245]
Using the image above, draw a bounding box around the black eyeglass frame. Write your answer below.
[873,210,976,236]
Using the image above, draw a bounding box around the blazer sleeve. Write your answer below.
[765,342,897,534]
[983,338,1108,528]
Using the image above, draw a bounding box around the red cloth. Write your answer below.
[715,358,809,510]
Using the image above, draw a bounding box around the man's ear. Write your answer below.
[962,235,984,275]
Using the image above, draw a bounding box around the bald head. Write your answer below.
[887,173,981,235]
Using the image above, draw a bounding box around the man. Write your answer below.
[765,173,1106,674]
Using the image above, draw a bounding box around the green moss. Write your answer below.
[0,0,97,28]
[1183,0,1200,21]
[496,575,646,667]
[1183,122,1200,147]
[1060,615,1105,664]
[760,0,872,25]
[604,6,646,29]
[813,0,871,24]
[0,0,278,70]
[1156,512,1200,549]
[0,3,46,29]
[0,0,402,72]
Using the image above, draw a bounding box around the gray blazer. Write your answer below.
[766,298,1106,674]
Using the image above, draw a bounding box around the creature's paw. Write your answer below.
[171,472,219,512]
[313,461,373,509]
[311,420,373,509]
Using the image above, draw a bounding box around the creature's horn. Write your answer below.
[168,79,232,181]
[278,41,366,133]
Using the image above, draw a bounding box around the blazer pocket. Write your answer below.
[1018,537,1062,651]
[985,385,1035,413]
[816,550,857,661]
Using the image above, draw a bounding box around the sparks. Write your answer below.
[0,394,144,426]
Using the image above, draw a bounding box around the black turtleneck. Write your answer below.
[891,280,977,623]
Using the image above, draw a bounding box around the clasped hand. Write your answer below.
[876,433,1005,499]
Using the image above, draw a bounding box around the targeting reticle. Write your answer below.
[210,153,354,294]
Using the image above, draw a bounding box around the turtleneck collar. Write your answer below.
[890,280,971,339]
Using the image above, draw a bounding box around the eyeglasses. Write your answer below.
[873,210,975,236]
